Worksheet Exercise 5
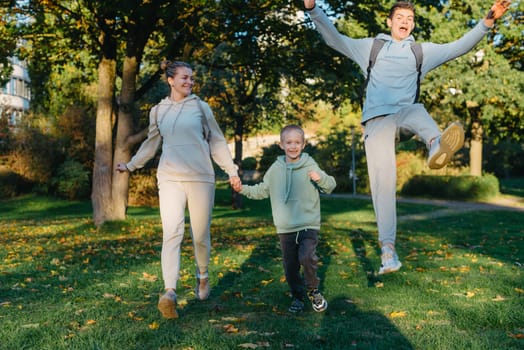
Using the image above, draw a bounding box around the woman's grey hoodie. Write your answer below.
[126,94,238,183]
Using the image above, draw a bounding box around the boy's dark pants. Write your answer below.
[279,229,320,300]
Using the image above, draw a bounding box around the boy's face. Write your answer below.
[280,129,305,163]
[387,8,415,42]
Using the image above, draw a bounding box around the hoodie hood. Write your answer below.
[376,33,415,45]
[158,93,199,106]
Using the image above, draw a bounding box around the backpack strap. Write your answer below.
[360,38,386,106]
[195,97,211,143]
[410,42,423,103]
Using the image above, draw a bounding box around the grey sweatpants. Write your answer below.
[363,104,440,246]
[158,181,215,290]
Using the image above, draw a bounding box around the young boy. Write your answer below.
[234,125,336,313]
[303,0,511,275]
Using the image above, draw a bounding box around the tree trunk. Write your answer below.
[469,119,483,177]
[92,57,117,226]
[112,55,140,219]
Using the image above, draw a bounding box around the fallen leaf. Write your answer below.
[141,272,158,282]
[21,323,40,328]
[509,333,524,339]
[221,316,246,322]
[149,321,159,330]
[223,324,239,333]
[238,344,258,349]
[492,295,506,301]
[389,311,407,318]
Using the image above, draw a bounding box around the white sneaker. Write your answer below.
[428,122,464,169]
[378,245,402,275]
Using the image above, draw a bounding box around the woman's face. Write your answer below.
[167,67,194,100]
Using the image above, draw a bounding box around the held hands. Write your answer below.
[304,0,315,10]
[230,176,242,192]
[115,163,128,173]
[485,0,511,25]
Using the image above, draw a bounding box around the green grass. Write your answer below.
[1,187,523,350]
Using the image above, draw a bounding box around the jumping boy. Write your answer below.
[303,0,511,274]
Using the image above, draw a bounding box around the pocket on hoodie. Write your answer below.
[160,143,213,176]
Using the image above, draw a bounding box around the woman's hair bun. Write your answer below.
[160,60,170,71]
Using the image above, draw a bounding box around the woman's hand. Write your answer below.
[229,176,242,192]
[115,163,129,173]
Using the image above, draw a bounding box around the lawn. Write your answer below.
[1,185,523,350]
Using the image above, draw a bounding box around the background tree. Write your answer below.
[0,1,18,85]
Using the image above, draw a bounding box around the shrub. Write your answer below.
[241,156,257,171]
[258,144,283,172]
[8,127,59,190]
[128,169,159,207]
[401,173,500,201]
[52,159,91,200]
[0,166,31,199]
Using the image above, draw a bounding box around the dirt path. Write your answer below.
[328,193,524,222]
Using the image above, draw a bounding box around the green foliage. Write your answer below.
[7,122,59,190]
[312,128,368,193]
[401,173,500,200]
[258,144,284,172]
[0,166,30,198]
[241,156,257,171]
[51,159,90,200]
[483,139,524,178]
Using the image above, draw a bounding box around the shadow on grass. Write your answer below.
[0,194,93,221]
[181,207,415,349]
[318,297,414,350]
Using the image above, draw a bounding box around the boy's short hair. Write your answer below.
[388,1,416,18]
[280,124,305,142]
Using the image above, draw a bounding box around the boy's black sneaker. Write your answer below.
[288,298,305,313]
[307,289,327,312]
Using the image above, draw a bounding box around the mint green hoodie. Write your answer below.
[126,94,238,183]
[240,153,336,234]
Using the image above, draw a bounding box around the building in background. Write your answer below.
[0,57,31,126]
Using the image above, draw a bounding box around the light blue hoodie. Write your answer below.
[240,153,336,234]
[308,6,491,123]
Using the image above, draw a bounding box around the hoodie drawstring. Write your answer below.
[295,229,309,244]
[284,166,293,203]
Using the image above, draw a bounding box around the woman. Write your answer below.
[116,61,241,319]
